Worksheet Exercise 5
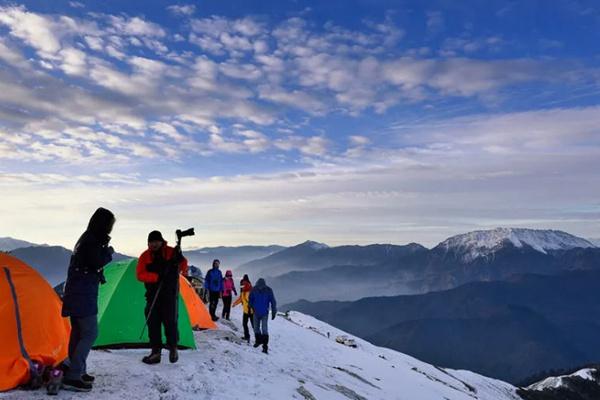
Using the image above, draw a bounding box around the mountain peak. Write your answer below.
[437,228,595,262]
[297,240,329,250]
[0,236,43,252]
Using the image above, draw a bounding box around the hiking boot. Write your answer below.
[253,334,262,348]
[62,378,92,392]
[142,352,161,365]
[82,374,95,383]
[211,315,219,322]
[169,347,179,364]
[262,334,269,354]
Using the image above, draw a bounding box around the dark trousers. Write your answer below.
[253,314,269,335]
[222,295,232,319]
[208,291,220,319]
[242,312,254,339]
[145,292,178,352]
[66,315,98,380]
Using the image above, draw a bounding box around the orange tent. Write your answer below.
[0,253,70,392]
[180,276,217,330]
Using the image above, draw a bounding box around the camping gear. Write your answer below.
[94,258,215,349]
[0,253,70,392]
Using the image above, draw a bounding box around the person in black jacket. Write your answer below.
[61,208,115,392]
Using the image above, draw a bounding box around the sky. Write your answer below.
[0,0,599,255]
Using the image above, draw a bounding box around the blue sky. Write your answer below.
[0,0,599,254]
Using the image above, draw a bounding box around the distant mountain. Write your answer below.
[436,228,596,263]
[184,245,285,271]
[259,229,600,304]
[239,241,427,277]
[519,366,600,400]
[589,238,600,247]
[11,245,130,286]
[0,236,45,251]
[286,270,600,384]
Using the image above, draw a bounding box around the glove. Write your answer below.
[146,262,160,273]
[271,311,276,320]
[98,268,107,285]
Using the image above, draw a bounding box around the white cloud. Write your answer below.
[59,47,87,75]
[167,4,196,17]
[107,15,166,37]
[0,6,62,56]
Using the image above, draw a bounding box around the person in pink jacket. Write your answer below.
[221,270,238,320]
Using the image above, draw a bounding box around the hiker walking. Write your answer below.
[233,275,253,342]
[204,259,223,321]
[249,278,277,354]
[136,231,188,364]
[221,270,237,320]
[61,207,116,392]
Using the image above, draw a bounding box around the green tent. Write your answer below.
[94,258,196,349]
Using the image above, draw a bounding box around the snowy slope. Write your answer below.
[0,308,521,400]
[437,228,596,262]
[527,368,596,391]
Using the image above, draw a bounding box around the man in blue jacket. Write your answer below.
[204,259,223,321]
[249,278,277,354]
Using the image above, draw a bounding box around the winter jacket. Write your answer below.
[222,274,237,297]
[204,267,223,293]
[62,208,115,318]
[136,243,188,284]
[249,278,277,318]
[233,281,252,314]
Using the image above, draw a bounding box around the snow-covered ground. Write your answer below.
[438,227,596,262]
[527,368,596,391]
[1,307,521,400]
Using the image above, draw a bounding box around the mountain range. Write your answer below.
[0,237,45,251]
[257,228,600,304]
[184,245,285,272]
[286,269,600,384]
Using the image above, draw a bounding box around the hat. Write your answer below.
[147,230,164,242]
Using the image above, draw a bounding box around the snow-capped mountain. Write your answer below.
[300,240,330,250]
[520,366,600,400]
[436,228,596,262]
[0,309,522,400]
[527,368,597,391]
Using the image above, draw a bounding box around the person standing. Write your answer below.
[136,231,188,365]
[204,259,223,321]
[233,276,253,342]
[221,270,237,320]
[61,207,115,392]
[249,278,277,354]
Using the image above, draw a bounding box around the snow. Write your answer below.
[1,308,521,400]
[438,228,596,262]
[300,240,330,250]
[527,368,596,391]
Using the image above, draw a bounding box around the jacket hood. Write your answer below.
[225,270,233,277]
[254,278,266,289]
[87,207,115,240]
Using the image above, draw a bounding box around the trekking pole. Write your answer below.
[140,280,164,339]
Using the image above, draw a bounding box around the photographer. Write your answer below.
[62,207,115,392]
[136,230,188,365]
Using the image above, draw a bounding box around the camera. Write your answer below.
[176,228,195,240]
